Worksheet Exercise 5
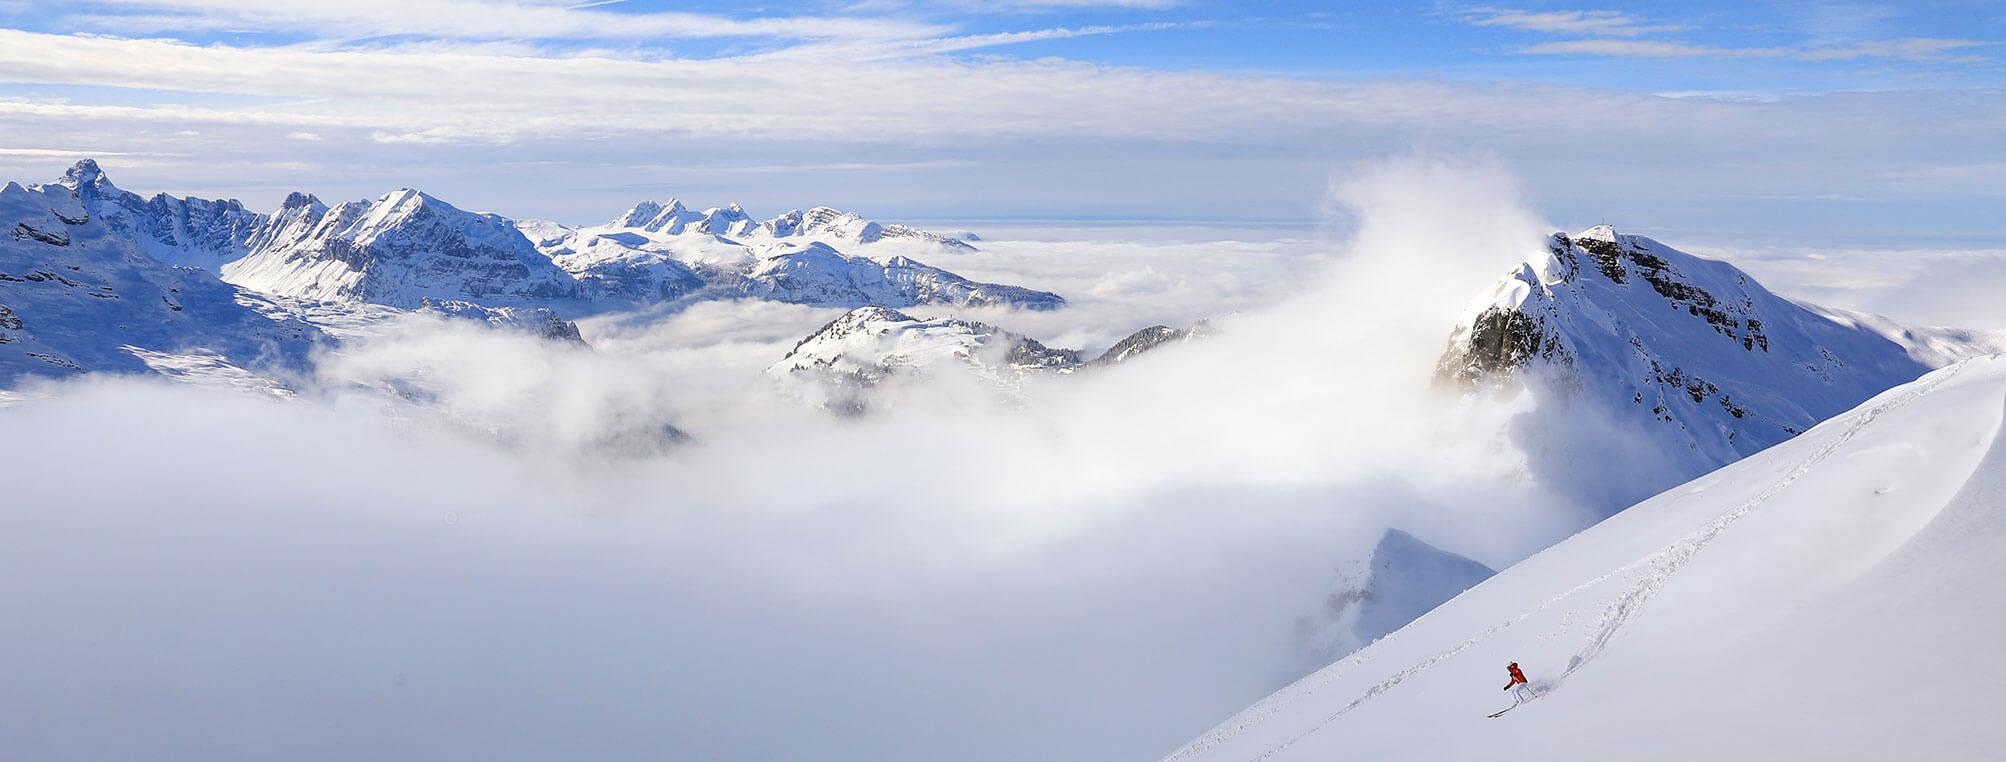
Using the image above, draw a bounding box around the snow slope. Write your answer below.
[1166,354,2006,762]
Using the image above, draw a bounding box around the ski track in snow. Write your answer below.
[1164,361,1967,762]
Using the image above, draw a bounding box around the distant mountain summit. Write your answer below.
[769,305,1207,411]
[599,199,976,252]
[525,202,1059,310]
[1439,225,2003,510]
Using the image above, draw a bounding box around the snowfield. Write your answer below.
[1166,355,2006,762]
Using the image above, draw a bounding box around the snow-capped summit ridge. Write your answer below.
[1438,225,2003,513]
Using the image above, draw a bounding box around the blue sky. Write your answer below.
[0,1,2000,245]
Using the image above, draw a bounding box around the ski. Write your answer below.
[1487,703,1519,718]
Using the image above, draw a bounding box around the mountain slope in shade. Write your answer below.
[0,170,324,389]
[1287,529,1494,683]
[1438,225,2004,512]
[1167,356,2006,762]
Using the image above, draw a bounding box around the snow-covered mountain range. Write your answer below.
[0,161,1069,390]
[1168,355,2006,761]
[1439,226,2005,511]
[19,160,1059,316]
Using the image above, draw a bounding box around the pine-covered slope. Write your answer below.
[0,169,323,389]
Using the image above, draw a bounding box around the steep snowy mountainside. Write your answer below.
[1168,355,2006,762]
[1439,226,1993,510]
[0,172,324,389]
[223,188,580,308]
[1287,529,1493,683]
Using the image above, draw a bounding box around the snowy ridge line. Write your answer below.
[1162,361,1971,762]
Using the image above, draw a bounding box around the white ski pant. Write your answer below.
[1510,682,1533,702]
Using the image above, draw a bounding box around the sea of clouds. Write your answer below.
[0,157,1727,761]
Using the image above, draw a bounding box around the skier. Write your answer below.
[1502,662,1532,703]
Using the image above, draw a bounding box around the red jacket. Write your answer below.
[1506,665,1527,686]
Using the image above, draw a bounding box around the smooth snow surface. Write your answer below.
[1168,355,2006,762]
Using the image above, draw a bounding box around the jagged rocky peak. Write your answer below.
[58,158,109,191]
[1434,224,1991,514]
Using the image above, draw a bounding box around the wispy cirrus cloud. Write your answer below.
[1459,6,1683,37]
[1521,36,1994,63]
[69,0,951,42]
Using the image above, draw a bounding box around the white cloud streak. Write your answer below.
[1462,6,1681,37]
[72,0,951,42]
[1520,36,1994,62]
